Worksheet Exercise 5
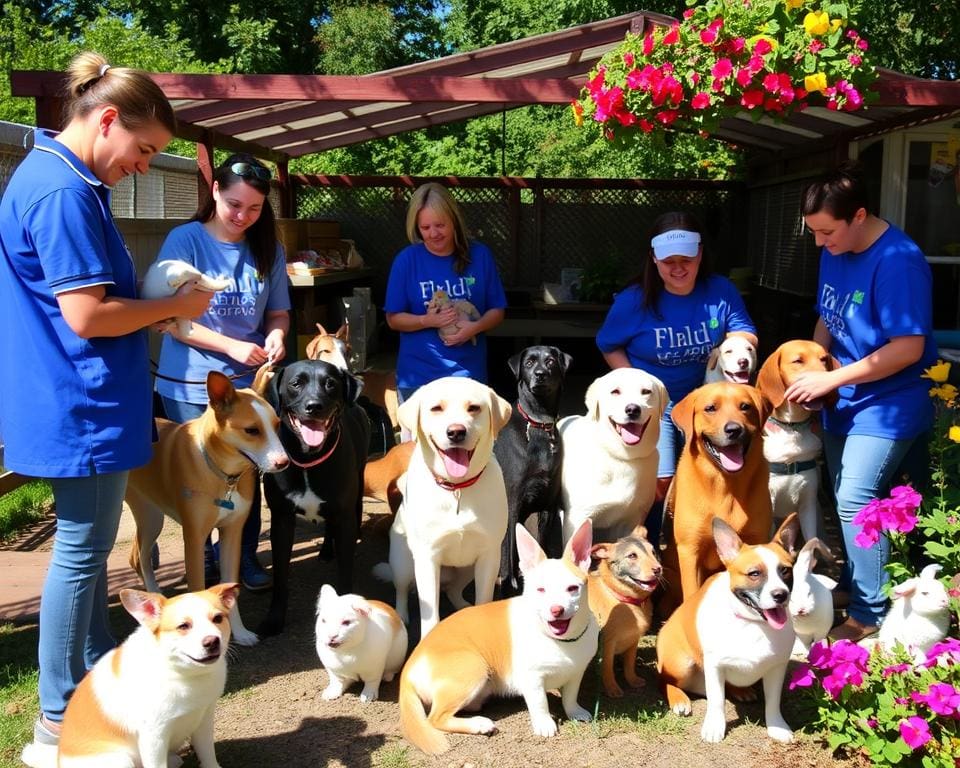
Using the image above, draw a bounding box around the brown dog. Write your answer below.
[363,441,414,515]
[658,382,772,617]
[588,525,661,697]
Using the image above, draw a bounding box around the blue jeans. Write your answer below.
[823,431,916,626]
[160,396,263,557]
[40,472,128,722]
[647,400,683,548]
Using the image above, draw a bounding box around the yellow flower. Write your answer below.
[785,0,804,8]
[950,425,960,443]
[930,384,958,403]
[804,72,828,93]
[830,18,844,31]
[571,101,584,127]
[804,10,831,36]
[923,360,951,383]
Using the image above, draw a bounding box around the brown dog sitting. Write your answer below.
[588,525,661,698]
[658,382,772,618]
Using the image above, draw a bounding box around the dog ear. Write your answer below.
[486,388,513,436]
[516,523,546,575]
[559,350,574,374]
[590,542,612,560]
[342,370,364,405]
[120,588,166,630]
[251,362,275,396]
[209,582,239,611]
[397,387,422,438]
[260,364,284,413]
[207,371,238,413]
[350,598,372,617]
[670,387,698,443]
[630,523,649,543]
[564,519,593,573]
[584,375,603,421]
[334,323,349,341]
[507,352,523,381]
[712,517,744,564]
[649,373,669,419]
[773,512,801,558]
[706,346,721,372]
[755,345,786,409]
[749,385,772,426]
[317,583,338,615]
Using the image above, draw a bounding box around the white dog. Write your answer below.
[380,376,512,639]
[142,259,230,336]
[558,367,667,544]
[703,334,758,385]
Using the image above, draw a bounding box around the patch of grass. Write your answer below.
[0,478,52,542]
[0,623,40,768]
[372,743,419,768]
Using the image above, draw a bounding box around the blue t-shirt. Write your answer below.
[0,130,152,477]
[596,275,756,403]
[817,223,936,439]
[384,241,507,389]
[154,221,292,404]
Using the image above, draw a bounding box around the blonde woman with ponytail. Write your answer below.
[0,51,213,767]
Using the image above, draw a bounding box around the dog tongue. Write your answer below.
[717,444,745,472]
[617,422,643,445]
[441,448,471,478]
[762,606,788,630]
[298,419,327,448]
[548,618,571,637]
[728,370,750,383]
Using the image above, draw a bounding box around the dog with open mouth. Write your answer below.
[657,514,799,744]
[558,367,667,545]
[658,381,772,618]
[260,359,370,636]
[703,334,758,385]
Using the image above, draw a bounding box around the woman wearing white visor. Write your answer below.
[595,211,757,546]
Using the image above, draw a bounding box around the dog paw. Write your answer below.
[530,714,558,737]
[232,627,259,646]
[766,720,794,743]
[625,675,647,689]
[566,705,591,723]
[603,684,624,698]
[700,712,727,743]
[359,685,380,703]
[468,716,496,735]
[382,672,395,682]
[321,684,344,700]
[670,702,692,717]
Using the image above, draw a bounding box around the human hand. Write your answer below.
[171,283,214,319]
[227,339,270,366]
[783,369,840,404]
[264,329,286,364]
[422,307,459,329]
[441,320,476,347]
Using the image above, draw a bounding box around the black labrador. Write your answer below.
[494,345,572,596]
[260,359,370,636]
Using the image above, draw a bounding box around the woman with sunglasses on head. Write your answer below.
[595,211,757,546]
[151,153,291,592]
[0,51,214,767]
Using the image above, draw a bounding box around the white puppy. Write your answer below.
[703,334,758,385]
[382,376,512,639]
[315,584,408,703]
[558,367,667,544]
[142,259,230,336]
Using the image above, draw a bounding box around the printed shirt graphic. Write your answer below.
[596,275,755,403]
[384,241,506,389]
[154,221,291,403]
[817,223,936,439]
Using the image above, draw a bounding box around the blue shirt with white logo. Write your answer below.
[384,241,507,389]
[596,275,755,403]
[816,223,936,439]
[0,130,152,476]
[153,221,292,404]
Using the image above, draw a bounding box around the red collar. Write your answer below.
[289,427,341,469]
[433,466,485,492]
[606,583,650,606]
[516,401,555,432]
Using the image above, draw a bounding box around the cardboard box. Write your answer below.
[276,218,305,258]
[306,219,340,240]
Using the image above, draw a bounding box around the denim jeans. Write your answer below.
[159,396,263,557]
[823,431,916,626]
[646,400,683,548]
[40,472,128,722]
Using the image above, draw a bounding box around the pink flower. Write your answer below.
[735,68,753,87]
[789,664,817,689]
[691,92,712,109]
[747,55,765,74]
[613,109,637,127]
[762,72,781,92]
[740,89,765,109]
[683,8,695,18]
[592,86,625,123]
[753,38,773,55]
[662,24,680,45]
[643,32,654,56]
[847,29,859,39]
[922,638,960,667]
[626,68,644,90]
[711,58,733,79]
[857,38,869,50]
[899,717,932,750]
[913,683,960,716]
[691,72,700,84]
[638,118,654,133]
[848,54,863,67]
[882,663,911,678]
[700,17,723,44]
[809,40,825,53]
[651,74,683,107]
[655,109,679,125]
[764,97,784,113]
[729,37,746,54]
[623,52,635,68]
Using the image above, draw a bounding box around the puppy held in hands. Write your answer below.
[141,259,230,336]
[315,584,408,703]
[426,289,481,345]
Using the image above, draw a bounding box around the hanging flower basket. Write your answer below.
[573,0,878,141]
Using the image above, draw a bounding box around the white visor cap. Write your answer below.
[651,229,701,260]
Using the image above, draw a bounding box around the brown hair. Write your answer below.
[405,183,471,274]
[62,51,176,135]
[800,162,871,223]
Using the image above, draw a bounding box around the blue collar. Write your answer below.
[32,129,107,190]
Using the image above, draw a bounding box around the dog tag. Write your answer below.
[453,489,461,515]
[214,497,235,511]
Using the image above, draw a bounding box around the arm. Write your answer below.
[164,309,290,366]
[602,349,632,370]
[386,308,458,333]
[262,309,290,363]
[440,307,505,346]
[812,317,831,350]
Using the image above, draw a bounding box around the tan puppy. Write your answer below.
[381,377,512,639]
[756,339,837,541]
[399,521,597,755]
[657,515,799,743]
[558,367,668,544]
[426,289,481,346]
[57,584,238,768]
[126,367,288,645]
[659,382,772,617]
[588,525,661,698]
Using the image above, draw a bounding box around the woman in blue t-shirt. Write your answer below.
[152,153,291,592]
[384,183,507,402]
[596,211,757,544]
[784,164,936,643]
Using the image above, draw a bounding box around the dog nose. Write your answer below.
[652,565,662,577]
[723,422,743,439]
[737,357,749,369]
[271,452,290,471]
[549,604,564,618]
[202,635,221,653]
[771,588,789,605]
[624,403,641,420]
[446,424,467,444]
[304,400,323,416]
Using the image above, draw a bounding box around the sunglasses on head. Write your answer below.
[228,162,271,182]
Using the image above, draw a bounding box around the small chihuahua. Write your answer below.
[57,584,238,768]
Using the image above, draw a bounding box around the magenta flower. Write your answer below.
[710,58,733,79]
[625,68,644,90]
[808,640,834,669]
[622,52,635,68]
[922,638,960,668]
[642,33,654,57]
[848,54,862,67]
[913,683,960,716]
[691,92,712,109]
[789,664,817,689]
[762,72,781,92]
[753,38,773,55]
[883,663,912,678]
[809,40,825,53]
[662,24,680,45]
[735,68,753,87]
[857,38,869,50]
[740,88,765,109]
[899,717,932,750]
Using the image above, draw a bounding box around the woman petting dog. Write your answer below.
[595,211,758,546]
[784,163,937,643]
[384,183,507,405]
[0,52,214,767]
[151,153,291,592]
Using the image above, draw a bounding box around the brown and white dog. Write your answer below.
[703,334,758,385]
[57,584,238,768]
[379,377,512,639]
[126,367,288,645]
[398,521,598,755]
[588,525,661,698]
[756,339,838,542]
[658,382,772,617]
[657,515,799,743]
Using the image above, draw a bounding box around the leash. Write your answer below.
[199,441,253,510]
[288,427,342,469]
[150,359,260,385]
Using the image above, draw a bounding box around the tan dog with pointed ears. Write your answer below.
[657,514,799,744]
[380,376,512,639]
[399,520,598,755]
